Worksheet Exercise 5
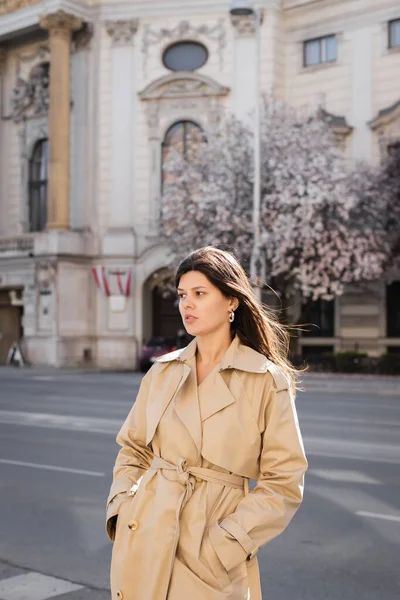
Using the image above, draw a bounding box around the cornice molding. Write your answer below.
[287,2,400,39]
[0,0,41,17]
[0,0,91,42]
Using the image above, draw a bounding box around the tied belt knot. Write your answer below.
[150,455,247,511]
[176,457,193,488]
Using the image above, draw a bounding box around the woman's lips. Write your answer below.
[185,316,197,323]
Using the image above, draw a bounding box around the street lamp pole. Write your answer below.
[230,0,262,302]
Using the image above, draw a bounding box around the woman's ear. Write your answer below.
[231,298,239,312]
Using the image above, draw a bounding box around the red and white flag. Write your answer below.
[91,266,132,297]
[91,266,111,297]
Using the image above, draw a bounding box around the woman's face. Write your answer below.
[177,271,238,337]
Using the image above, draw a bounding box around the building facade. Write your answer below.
[0,0,399,367]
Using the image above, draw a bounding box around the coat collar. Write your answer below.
[156,334,271,374]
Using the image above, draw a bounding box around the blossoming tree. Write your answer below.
[161,99,393,316]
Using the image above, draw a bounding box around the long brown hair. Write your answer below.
[175,246,303,394]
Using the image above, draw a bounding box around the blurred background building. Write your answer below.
[0,0,399,367]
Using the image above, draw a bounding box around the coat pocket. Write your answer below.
[200,527,231,591]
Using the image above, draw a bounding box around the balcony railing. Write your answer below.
[0,235,34,256]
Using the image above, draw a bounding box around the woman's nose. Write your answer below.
[183,297,194,309]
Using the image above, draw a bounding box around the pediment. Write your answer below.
[139,72,229,101]
[318,107,352,137]
[370,98,400,131]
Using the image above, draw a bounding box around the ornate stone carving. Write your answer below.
[36,262,57,289]
[40,10,82,40]
[230,10,264,37]
[73,22,94,52]
[30,62,50,114]
[105,19,139,46]
[10,62,49,121]
[16,45,49,76]
[8,45,50,121]
[0,0,41,16]
[141,19,226,77]
[11,77,32,117]
[139,72,229,101]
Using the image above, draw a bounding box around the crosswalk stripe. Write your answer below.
[0,572,84,600]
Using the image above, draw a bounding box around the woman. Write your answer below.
[106,247,308,600]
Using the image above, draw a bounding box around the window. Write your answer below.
[302,299,335,337]
[387,282,400,337]
[162,41,208,72]
[161,121,205,188]
[304,35,336,67]
[29,139,48,232]
[389,19,400,48]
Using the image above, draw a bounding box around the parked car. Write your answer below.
[139,337,178,372]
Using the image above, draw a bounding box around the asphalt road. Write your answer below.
[0,368,399,600]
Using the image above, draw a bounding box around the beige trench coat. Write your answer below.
[106,334,308,600]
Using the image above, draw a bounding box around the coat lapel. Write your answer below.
[199,370,236,422]
[173,358,202,462]
[146,361,190,446]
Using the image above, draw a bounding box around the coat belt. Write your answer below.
[150,455,246,511]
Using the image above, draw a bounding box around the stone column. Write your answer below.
[70,25,94,231]
[104,19,138,256]
[261,2,284,97]
[230,13,259,125]
[40,10,82,230]
[350,27,373,163]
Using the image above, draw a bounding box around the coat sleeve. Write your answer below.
[209,368,308,571]
[106,369,154,541]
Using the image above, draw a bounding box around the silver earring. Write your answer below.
[229,311,235,323]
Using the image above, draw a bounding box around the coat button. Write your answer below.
[195,477,202,483]
[116,591,123,600]
[128,519,139,531]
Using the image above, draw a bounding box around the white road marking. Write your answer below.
[309,469,380,485]
[0,410,120,435]
[305,414,399,427]
[0,572,83,600]
[0,458,105,477]
[303,436,400,464]
[356,511,400,523]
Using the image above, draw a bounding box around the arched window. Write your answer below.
[161,120,205,189]
[29,139,48,232]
